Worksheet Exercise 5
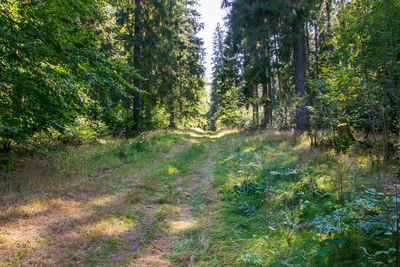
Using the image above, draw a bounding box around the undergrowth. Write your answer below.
[0,131,182,203]
[174,132,398,266]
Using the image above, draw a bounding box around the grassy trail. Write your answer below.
[129,133,221,266]
[0,130,395,266]
[0,131,225,266]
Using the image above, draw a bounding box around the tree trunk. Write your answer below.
[326,0,333,53]
[169,111,176,129]
[305,22,310,69]
[294,20,309,134]
[277,72,282,102]
[145,96,152,128]
[268,67,273,126]
[382,108,390,161]
[314,23,319,77]
[274,35,282,102]
[253,85,259,125]
[263,83,269,127]
[132,0,142,131]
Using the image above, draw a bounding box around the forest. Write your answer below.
[0,0,400,266]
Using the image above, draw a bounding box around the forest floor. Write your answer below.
[0,130,396,266]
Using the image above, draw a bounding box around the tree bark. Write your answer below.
[274,36,282,101]
[263,83,269,127]
[268,67,273,126]
[305,22,310,69]
[169,111,176,129]
[145,96,152,128]
[314,23,319,77]
[253,85,259,125]
[132,0,142,131]
[326,0,333,53]
[294,20,309,134]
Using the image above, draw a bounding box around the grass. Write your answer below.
[171,132,398,266]
[0,130,199,266]
[1,131,182,201]
[0,130,397,266]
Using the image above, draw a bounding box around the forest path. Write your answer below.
[3,130,388,266]
[0,131,232,266]
[128,132,221,266]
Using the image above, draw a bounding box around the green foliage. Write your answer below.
[0,0,139,146]
[210,133,397,265]
[215,0,399,163]
[0,152,15,172]
[51,116,109,145]
[237,252,264,266]
[0,0,206,150]
[334,133,356,152]
[208,21,253,130]
[309,0,400,157]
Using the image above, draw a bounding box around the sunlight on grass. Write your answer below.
[14,199,49,216]
[0,131,186,205]
[88,194,119,207]
[82,216,136,238]
[175,129,240,139]
[243,146,255,153]
[293,135,312,151]
[188,138,199,143]
[0,223,45,263]
[168,219,199,233]
[0,130,194,266]
[167,165,179,175]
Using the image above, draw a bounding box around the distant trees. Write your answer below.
[208,23,245,130]
[214,0,317,130]
[114,0,206,131]
[212,0,399,157]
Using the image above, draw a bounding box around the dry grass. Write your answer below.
[0,130,226,266]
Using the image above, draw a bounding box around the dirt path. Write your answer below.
[128,136,219,266]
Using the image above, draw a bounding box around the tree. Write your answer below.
[115,0,205,130]
[0,0,138,149]
[208,23,224,130]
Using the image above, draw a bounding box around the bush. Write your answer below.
[0,153,16,172]
[54,116,109,145]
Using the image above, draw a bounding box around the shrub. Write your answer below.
[54,116,109,145]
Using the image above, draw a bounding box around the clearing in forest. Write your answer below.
[0,130,397,266]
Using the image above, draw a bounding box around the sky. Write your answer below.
[196,0,227,87]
